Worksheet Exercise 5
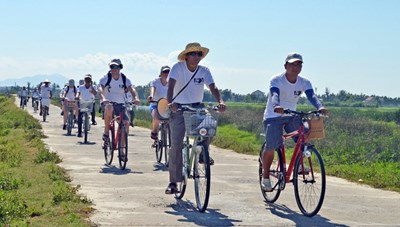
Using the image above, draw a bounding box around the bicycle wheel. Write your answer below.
[164,124,170,165]
[118,124,128,170]
[159,126,168,164]
[175,142,189,199]
[42,106,47,122]
[83,112,89,143]
[193,142,211,212]
[103,127,114,165]
[33,101,38,113]
[293,146,326,217]
[259,143,283,203]
[67,112,73,135]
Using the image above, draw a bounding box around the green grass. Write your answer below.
[0,96,93,226]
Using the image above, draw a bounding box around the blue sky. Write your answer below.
[1,0,399,97]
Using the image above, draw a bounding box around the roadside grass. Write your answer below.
[0,96,93,226]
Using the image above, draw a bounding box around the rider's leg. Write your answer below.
[103,103,113,135]
[151,109,160,139]
[63,101,68,126]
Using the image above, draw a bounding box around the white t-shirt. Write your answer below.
[168,61,214,104]
[40,85,52,99]
[263,72,313,119]
[64,86,77,101]
[99,73,132,104]
[31,91,40,98]
[19,90,28,97]
[78,84,96,101]
[150,78,168,101]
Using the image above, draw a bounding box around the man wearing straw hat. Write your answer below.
[165,42,226,194]
[261,52,328,192]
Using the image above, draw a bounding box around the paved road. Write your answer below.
[20,101,400,226]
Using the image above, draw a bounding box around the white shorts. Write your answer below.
[41,98,51,107]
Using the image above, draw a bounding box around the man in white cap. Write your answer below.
[147,65,170,140]
[165,42,226,194]
[39,79,53,116]
[76,74,97,137]
[98,59,140,144]
[260,52,328,192]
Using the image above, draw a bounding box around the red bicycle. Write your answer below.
[259,109,327,217]
[102,103,129,170]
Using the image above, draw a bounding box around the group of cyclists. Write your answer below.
[16,42,329,214]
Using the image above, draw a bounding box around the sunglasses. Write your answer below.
[162,70,170,73]
[187,52,203,57]
[110,65,121,69]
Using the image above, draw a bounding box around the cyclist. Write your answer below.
[31,87,40,109]
[261,52,328,192]
[147,65,170,141]
[39,79,53,116]
[98,59,140,144]
[76,74,97,137]
[61,79,79,130]
[125,84,137,127]
[165,42,226,194]
[18,86,28,108]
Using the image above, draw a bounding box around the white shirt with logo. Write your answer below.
[168,61,214,104]
[99,73,132,104]
[150,78,168,101]
[264,72,313,119]
[78,84,96,101]
[40,85,52,99]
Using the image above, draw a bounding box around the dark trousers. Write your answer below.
[91,102,96,123]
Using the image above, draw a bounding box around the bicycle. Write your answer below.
[20,96,27,109]
[152,100,170,165]
[79,100,93,143]
[126,102,135,127]
[65,100,77,136]
[40,97,50,122]
[32,97,39,113]
[173,103,218,213]
[102,102,129,170]
[259,109,326,217]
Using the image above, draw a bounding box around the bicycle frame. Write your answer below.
[109,110,125,151]
[280,125,307,183]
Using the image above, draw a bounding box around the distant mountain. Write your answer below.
[0,74,69,87]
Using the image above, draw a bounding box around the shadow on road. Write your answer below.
[77,141,97,145]
[153,163,168,172]
[265,202,349,227]
[99,165,144,175]
[165,199,242,226]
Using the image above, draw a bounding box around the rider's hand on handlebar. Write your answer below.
[168,102,178,112]
[274,106,284,114]
[134,98,140,105]
[318,107,329,116]
[217,102,226,112]
[147,96,153,103]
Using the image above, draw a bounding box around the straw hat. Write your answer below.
[177,42,209,61]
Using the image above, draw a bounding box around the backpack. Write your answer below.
[105,72,127,90]
[66,86,77,94]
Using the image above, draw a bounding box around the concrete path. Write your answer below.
[20,101,400,226]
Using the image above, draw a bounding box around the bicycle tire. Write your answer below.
[293,146,326,217]
[164,124,170,165]
[159,125,168,164]
[259,143,283,203]
[103,127,114,165]
[193,142,211,212]
[175,138,190,199]
[33,101,38,113]
[83,112,89,143]
[118,124,128,170]
[67,111,73,135]
[42,106,47,122]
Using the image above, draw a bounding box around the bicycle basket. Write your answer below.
[306,117,325,139]
[183,111,217,137]
[66,101,77,109]
[80,101,93,112]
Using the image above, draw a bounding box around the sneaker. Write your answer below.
[129,122,134,127]
[102,133,109,142]
[150,132,158,140]
[298,166,310,175]
[92,121,97,125]
[261,178,273,192]
[62,124,66,130]
[165,182,178,194]
[77,133,82,138]
[39,111,42,116]
[199,153,215,166]
[60,111,63,116]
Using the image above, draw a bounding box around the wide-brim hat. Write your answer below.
[177,42,209,62]
[44,79,51,83]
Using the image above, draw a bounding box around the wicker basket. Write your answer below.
[80,101,93,113]
[183,111,217,137]
[306,117,325,139]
